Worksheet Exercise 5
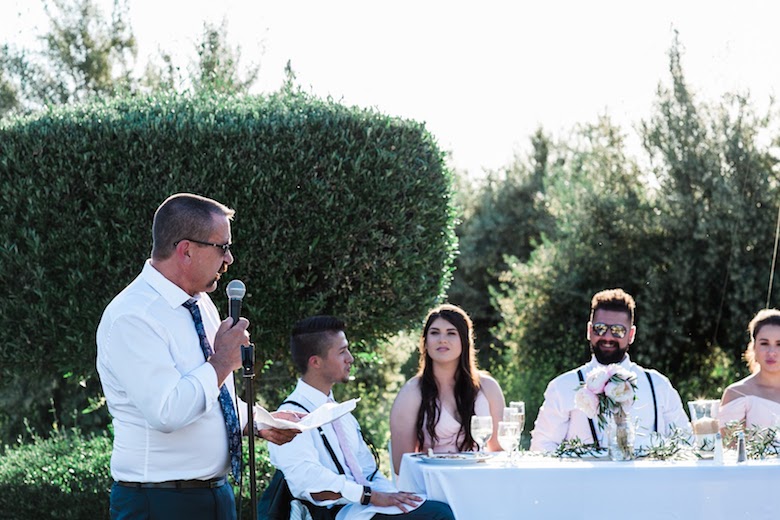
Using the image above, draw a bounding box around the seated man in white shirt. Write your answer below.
[268,315,455,520]
[530,288,690,452]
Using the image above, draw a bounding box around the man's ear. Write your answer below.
[628,325,637,345]
[308,355,321,370]
[586,321,592,341]
[175,240,192,262]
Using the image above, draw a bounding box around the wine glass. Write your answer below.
[497,421,520,465]
[510,401,526,451]
[503,406,519,422]
[509,401,526,432]
[470,415,493,455]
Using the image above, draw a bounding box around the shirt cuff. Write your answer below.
[341,480,364,503]
[190,362,221,408]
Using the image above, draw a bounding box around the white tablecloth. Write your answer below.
[396,453,779,520]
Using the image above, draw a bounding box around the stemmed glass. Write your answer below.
[510,401,526,449]
[470,415,493,455]
[497,421,521,465]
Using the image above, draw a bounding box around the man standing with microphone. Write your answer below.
[97,193,298,520]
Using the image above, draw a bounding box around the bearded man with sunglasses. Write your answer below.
[530,288,689,452]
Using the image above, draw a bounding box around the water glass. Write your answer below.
[470,415,493,455]
[497,420,520,464]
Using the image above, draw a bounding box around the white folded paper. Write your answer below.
[255,398,360,431]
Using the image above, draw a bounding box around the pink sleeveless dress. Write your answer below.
[421,391,491,453]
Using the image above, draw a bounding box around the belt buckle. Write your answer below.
[209,477,226,488]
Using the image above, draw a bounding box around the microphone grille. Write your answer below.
[226,279,246,300]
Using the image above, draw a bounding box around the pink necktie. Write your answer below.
[329,401,369,485]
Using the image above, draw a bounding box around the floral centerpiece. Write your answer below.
[575,364,638,459]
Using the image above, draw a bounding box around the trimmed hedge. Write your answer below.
[0,90,457,442]
[0,432,112,519]
[0,430,279,520]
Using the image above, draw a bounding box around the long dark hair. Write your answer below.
[415,304,481,452]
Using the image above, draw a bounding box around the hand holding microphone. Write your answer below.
[209,279,250,383]
[226,279,246,326]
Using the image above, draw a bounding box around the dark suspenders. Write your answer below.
[281,399,380,481]
[281,399,345,475]
[577,367,659,446]
[645,371,658,433]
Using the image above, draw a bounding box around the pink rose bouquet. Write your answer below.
[575,364,637,429]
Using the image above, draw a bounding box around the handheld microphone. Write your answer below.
[226,279,246,326]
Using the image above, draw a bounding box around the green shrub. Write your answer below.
[0,431,112,519]
[0,429,287,520]
[0,90,457,443]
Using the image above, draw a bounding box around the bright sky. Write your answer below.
[2,0,779,178]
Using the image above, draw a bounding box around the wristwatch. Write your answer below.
[360,485,372,505]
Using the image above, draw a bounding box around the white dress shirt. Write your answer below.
[96,260,247,482]
[530,355,690,452]
[269,379,398,520]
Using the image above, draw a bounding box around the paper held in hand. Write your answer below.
[255,398,360,431]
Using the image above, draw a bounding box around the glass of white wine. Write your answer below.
[497,421,520,465]
[470,415,493,455]
[509,401,526,451]
[503,406,519,422]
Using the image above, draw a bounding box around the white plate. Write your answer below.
[413,452,491,465]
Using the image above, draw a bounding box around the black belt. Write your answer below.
[116,476,228,489]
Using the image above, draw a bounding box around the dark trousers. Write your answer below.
[373,500,455,520]
[110,481,236,520]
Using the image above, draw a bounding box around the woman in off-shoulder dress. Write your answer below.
[389,304,505,476]
[719,309,780,431]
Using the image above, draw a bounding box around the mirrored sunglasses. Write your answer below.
[592,322,628,339]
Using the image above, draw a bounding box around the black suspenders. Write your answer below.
[280,399,380,481]
[576,367,659,446]
[281,399,345,475]
[645,371,658,433]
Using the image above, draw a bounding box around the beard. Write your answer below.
[592,339,628,365]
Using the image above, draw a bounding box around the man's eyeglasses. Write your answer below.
[591,322,628,339]
[174,238,232,254]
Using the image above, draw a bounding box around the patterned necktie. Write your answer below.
[182,299,242,482]
[329,399,368,485]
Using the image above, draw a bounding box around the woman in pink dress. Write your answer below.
[719,309,780,432]
[389,304,505,475]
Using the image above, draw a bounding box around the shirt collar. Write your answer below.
[587,353,633,370]
[140,259,198,309]
[294,378,334,408]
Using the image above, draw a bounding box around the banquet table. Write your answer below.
[396,452,779,520]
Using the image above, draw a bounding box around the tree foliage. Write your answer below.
[637,38,780,396]
[447,128,555,364]
[40,0,137,100]
[0,1,262,119]
[191,19,260,94]
[490,38,780,427]
[0,0,136,117]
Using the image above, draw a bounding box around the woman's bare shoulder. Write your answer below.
[393,376,423,405]
[477,372,505,400]
[478,372,501,390]
[722,376,755,404]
